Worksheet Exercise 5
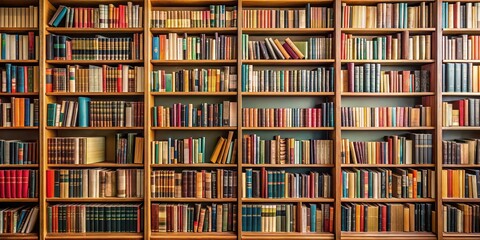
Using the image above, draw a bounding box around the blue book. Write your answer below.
[310,204,317,232]
[1,33,6,59]
[24,98,30,126]
[51,6,68,27]
[211,203,217,232]
[241,205,247,231]
[5,64,11,92]
[17,66,24,93]
[152,37,160,60]
[78,97,91,127]
[246,169,252,198]
[454,63,461,91]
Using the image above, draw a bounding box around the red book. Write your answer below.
[23,170,29,198]
[5,170,11,198]
[329,206,334,232]
[117,64,123,92]
[28,32,34,60]
[11,170,16,198]
[0,170,4,198]
[381,205,387,231]
[17,170,22,198]
[347,63,354,92]
[46,170,54,198]
[282,43,298,59]
[102,65,107,92]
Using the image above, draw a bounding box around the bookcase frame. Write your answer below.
[0,0,478,239]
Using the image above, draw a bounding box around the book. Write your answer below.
[442,138,480,165]
[242,204,296,232]
[341,33,403,60]
[442,169,480,198]
[443,35,480,60]
[0,139,38,164]
[443,98,480,126]
[152,137,206,164]
[47,137,105,164]
[0,98,40,127]
[1,65,39,93]
[242,102,334,128]
[0,169,38,198]
[0,206,39,233]
[47,204,143,233]
[46,168,144,198]
[151,169,236,198]
[0,6,38,28]
[242,5,333,28]
[151,5,237,28]
[341,105,432,127]
[115,133,144,164]
[443,63,480,92]
[0,32,39,60]
[151,203,236,232]
[443,203,480,233]
[300,204,334,233]
[442,2,480,28]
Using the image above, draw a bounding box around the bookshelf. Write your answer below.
[0,0,478,239]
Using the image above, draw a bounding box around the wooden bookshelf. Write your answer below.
[0,0,477,239]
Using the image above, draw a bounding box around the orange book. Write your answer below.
[273,39,291,59]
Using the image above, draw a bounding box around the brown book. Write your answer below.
[197,208,206,233]
[410,108,420,127]
[220,131,234,164]
[285,38,305,59]
[134,136,144,164]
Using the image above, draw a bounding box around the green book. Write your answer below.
[165,73,173,92]
[293,41,308,59]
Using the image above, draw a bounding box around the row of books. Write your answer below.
[46,169,144,199]
[443,63,480,93]
[151,5,237,28]
[151,203,236,233]
[115,133,144,164]
[242,35,332,60]
[241,65,334,93]
[300,204,334,233]
[341,134,433,164]
[443,35,480,60]
[442,139,480,165]
[0,98,39,127]
[242,204,296,232]
[341,203,434,232]
[47,204,143,233]
[341,2,433,28]
[47,99,144,127]
[442,2,480,29]
[341,34,432,60]
[242,135,333,165]
[1,65,39,93]
[0,169,38,198]
[49,3,143,28]
[46,34,144,60]
[210,132,237,164]
[243,104,334,128]
[340,105,432,128]
[152,33,236,60]
[150,67,237,93]
[0,206,38,234]
[342,63,430,93]
[243,169,332,198]
[443,98,480,127]
[47,137,105,164]
[151,169,237,198]
[444,203,480,233]
[342,168,435,199]
[0,6,38,28]
[0,32,38,60]
[151,101,237,127]
[442,169,480,198]
[242,6,333,28]
[0,140,37,165]
[46,65,145,93]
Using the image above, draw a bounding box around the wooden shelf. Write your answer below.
[0,92,39,96]
[0,60,38,64]
[151,198,237,202]
[0,28,38,33]
[45,233,143,239]
[342,92,435,97]
[342,164,435,168]
[151,92,237,96]
[46,92,144,96]
[0,0,38,7]
[341,232,436,240]
[0,198,38,203]
[342,28,435,34]
[151,163,237,168]
[342,198,435,203]
[443,92,480,96]
[151,60,236,66]
[151,27,237,34]
[242,92,334,96]
[46,127,144,130]
[342,127,435,131]
[443,28,480,34]
[442,198,480,203]
[242,0,333,7]
[242,127,334,131]
[242,28,334,35]
[442,164,480,168]
[242,164,334,168]
[46,27,143,34]
[151,232,237,240]
[0,127,38,130]
[47,163,143,168]
[46,197,144,202]
[0,233,38,240]
[0,164,39,168]
[443,233,480,239]
[341,59,434,65]
[242,198,334,203]
[443,59,480,63]
[242,59,334,66]
[242,232,334,240]
[151,0,237,6]
[46,60,144,65]
[152,127,237,130]
[442,127,480,131]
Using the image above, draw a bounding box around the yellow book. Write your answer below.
[210,137,226,163]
